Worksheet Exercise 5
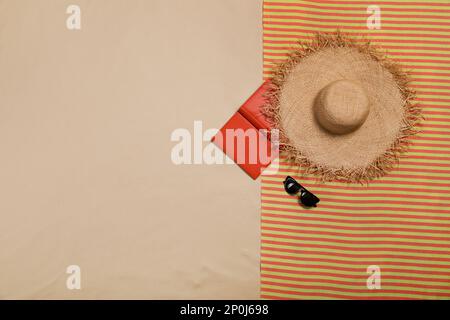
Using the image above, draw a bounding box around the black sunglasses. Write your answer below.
[283,176,320,208]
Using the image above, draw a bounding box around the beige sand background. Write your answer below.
[0,0,262,299]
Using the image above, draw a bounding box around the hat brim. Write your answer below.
[264,32,422,183]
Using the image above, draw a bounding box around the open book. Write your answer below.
[212,82,275,179]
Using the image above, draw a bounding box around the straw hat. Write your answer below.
[265,32,421,183]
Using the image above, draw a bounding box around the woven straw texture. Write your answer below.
[265,32,421,183]
[261,0,450,300]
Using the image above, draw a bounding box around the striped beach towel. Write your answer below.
[261,0,450,299]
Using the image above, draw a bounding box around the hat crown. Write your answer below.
[314,80,370,135]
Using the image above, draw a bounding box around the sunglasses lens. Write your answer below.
[300,190,320,207]
[283,176,301,194]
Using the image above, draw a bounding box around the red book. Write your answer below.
[212,82,275,179]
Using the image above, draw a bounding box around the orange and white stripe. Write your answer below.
[261,0,450,299]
